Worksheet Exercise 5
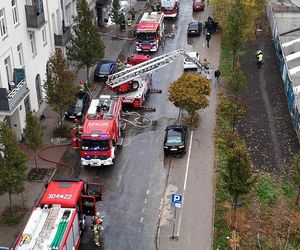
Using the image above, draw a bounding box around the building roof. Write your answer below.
[270,0,300,88]
[39,180,84,208]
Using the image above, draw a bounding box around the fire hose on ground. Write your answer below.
[37,142,75,177]
[122,111,152,128]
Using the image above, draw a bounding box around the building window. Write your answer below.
[29,32,36,55]
[4,56,13,89]
[0,8,8,38]
[11,0,19,25]
[17,43,24,67]
[42,26,47,45]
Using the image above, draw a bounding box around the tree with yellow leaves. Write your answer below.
[168,72,211,125]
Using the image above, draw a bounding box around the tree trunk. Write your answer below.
[86,66,90,85]
[33,148,39,174]
[8,189,12,213]
[296,186,300,206]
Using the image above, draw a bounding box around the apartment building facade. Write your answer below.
[0,0,106,141]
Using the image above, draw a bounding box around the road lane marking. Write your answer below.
[176,130,194,237]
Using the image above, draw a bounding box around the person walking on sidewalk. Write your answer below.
[256,50,263,69]
[206,32,211,48]
[214,69,221,87]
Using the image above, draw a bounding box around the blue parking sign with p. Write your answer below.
[171,194,182,208]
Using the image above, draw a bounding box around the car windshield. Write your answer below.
[188,23,198,30]
[166,129,183,144]
[81,139,110,151]
[99,63,113,74]
[75,99,83,108]
[137,32,157,41]
[194,2,203,6]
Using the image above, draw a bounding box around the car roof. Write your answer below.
[189,21,199,26]
[185,52,198,58]
[166,124,187,130]
[98,60,116,65]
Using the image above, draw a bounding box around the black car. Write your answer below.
[65,92,91,119]
[187,21,202,36]
[163,124,188,156]
[94,60,117,81]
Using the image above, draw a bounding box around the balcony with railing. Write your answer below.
[0,69,29,114]
[25,0,46,29]
[54,25,72,46]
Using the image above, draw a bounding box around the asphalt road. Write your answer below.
[79,2,217,249]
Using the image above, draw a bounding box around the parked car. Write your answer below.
[193,0,205,11]
[163,124,188,156]
[94,60,117,81]
[65,91,91,119]
[183,52,200,70]
[187,21,202,36]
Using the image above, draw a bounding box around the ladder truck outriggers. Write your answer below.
[136,12,164,52]
[106,48,211,110]
[14,178,104,250]
[72,95,124,167]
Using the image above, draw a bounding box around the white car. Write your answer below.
[183,52,200,70]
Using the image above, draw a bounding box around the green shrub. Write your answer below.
[256,176,278,205]
[281,183,296,198]
[52,124,70,138]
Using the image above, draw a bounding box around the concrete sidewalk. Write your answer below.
[0,0,147,248]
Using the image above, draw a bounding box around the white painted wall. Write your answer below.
[0,0,60,139]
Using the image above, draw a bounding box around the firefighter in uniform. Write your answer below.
[127,18,132,28]
[73,118,80,148]
[92,212,103,247]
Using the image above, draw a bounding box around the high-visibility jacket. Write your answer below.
[127,19,132,27]
[257,54,263,62]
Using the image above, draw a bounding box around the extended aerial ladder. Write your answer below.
[107,48,210,90]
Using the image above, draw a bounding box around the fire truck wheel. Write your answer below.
[130,81,139,91]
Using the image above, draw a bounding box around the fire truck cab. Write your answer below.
[14,178,103,250]
[136,12,164,52]
[161,0,180,18]
[77,95,123,167]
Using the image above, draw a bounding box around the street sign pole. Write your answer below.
[171,194,182,240]
[172,206,177,239]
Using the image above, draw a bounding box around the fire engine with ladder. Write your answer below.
[107,48,211,109]
[14,178,103,250]
[72,48,210,167]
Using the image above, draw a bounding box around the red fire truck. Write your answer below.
[136,12,164,52]
[72,95,123,167]
[107,49,212,110]
[14,178,103,250]
[161,0,180,18]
